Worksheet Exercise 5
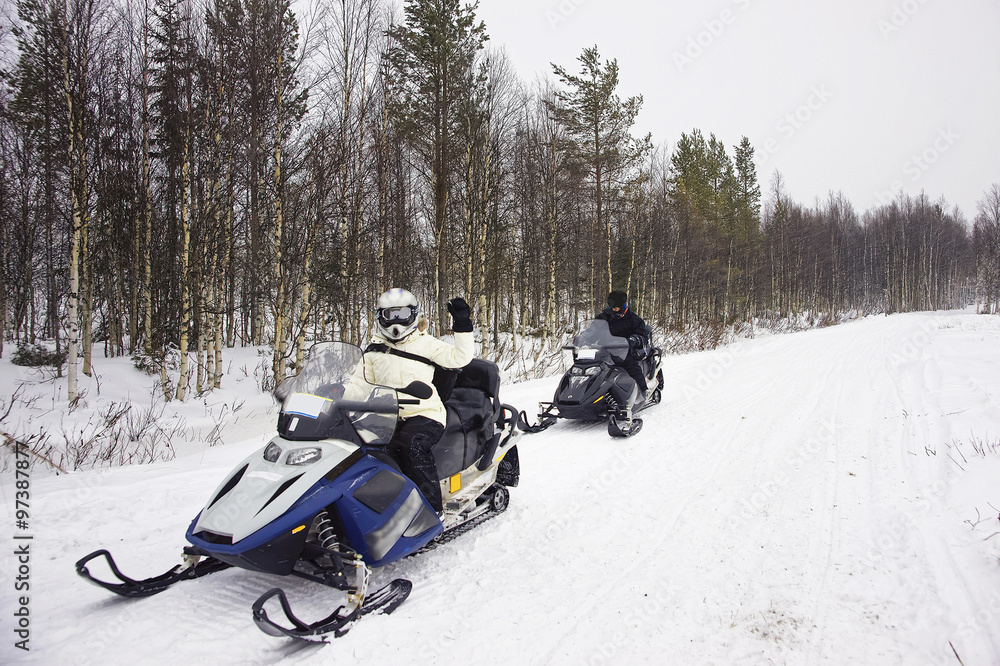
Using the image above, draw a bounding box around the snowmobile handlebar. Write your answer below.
[326,381,431,414]
[398,381,433,400]
[333,399,399,415]
[394,381,432,406]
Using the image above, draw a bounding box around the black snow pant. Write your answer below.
[620,356,647,395]
[389,416,445,512]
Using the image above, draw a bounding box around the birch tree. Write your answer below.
[974,184,1000,314]
[59,0,103,400]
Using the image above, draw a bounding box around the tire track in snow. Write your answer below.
[529,412,746,665]
[800,330,862,665]
[881,316,1000,662]
[802,318,943,663]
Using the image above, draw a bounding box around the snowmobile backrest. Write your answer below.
[435,388,495,477]
[431,359,502,479]
[453,358,500,398]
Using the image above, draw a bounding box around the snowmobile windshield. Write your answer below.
[278,342,398,445]
[572,319,630,364]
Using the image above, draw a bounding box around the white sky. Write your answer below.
[475,0,1000,220]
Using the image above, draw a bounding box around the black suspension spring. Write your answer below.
[313,510,340,551]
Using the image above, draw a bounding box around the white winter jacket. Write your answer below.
[344,329,474,425]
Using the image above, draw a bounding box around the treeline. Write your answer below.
[1,0,998,400]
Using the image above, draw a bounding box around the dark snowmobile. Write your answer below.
[76,341,521,641]
[525,319,663,437]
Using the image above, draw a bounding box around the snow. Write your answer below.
[3,310,1000,665]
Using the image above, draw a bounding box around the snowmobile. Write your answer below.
[76,341,521,641]
[523,319,664,437]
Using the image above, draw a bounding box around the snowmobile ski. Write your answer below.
[517,408,557,433]
[608,413,643,438]
[252,578,413,642]
[75,548,231,598]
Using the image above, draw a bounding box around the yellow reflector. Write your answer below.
[593,395,605,404]
[292,525,306,535]
[449,473,462,493]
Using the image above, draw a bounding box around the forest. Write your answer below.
[2,0,999,402]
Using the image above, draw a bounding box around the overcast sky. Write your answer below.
[475,0,999,220]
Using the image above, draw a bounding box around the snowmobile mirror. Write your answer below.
[399,381,433,400]
[273,377,295,403]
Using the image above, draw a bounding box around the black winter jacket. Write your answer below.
[596,308,652,344]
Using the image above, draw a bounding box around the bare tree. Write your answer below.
[974,184,1000,313]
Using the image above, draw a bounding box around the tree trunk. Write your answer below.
[175,119,192,402]
[272,46,287,387]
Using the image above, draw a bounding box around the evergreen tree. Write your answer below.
[732,136,761,319]
[387,0,487,329]
[8,0,69,348]
[550,45,650,300]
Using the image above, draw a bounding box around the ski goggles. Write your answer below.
[378,306,417,326]
[604,305,628,319]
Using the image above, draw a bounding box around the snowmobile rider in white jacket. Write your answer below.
[344,288,474,512]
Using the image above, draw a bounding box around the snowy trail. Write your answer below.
[3,311,999,665]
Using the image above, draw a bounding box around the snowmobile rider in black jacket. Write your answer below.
[596,290,652,396]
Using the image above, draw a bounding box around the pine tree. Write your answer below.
[550,45,650,301]
[9,0,70,351]
[732,136,761,319]
[387,0,488,330]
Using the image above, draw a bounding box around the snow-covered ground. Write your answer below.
[2,310,999,665]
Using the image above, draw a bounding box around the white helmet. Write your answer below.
[376,288,419,341]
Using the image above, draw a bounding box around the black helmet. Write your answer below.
[605,291,628,319]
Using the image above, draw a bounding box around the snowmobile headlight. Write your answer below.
[584,365,600,376]
[286,446,322,466]
[570,365,601,376]
[263,441,282,462]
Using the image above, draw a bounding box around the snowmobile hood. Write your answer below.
[192,437,358,544]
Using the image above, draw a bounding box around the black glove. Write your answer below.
[628,334,646,359]
[447,297,473,333]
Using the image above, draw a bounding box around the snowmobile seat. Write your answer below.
[452,358,500,398]
[431,359,502,479]
[640,346,662,380]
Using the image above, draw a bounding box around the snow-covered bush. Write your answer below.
[12,343,66,369]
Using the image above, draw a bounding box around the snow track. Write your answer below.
[3,310,1000,665]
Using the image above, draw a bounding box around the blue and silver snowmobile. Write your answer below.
[76,341,521,641]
